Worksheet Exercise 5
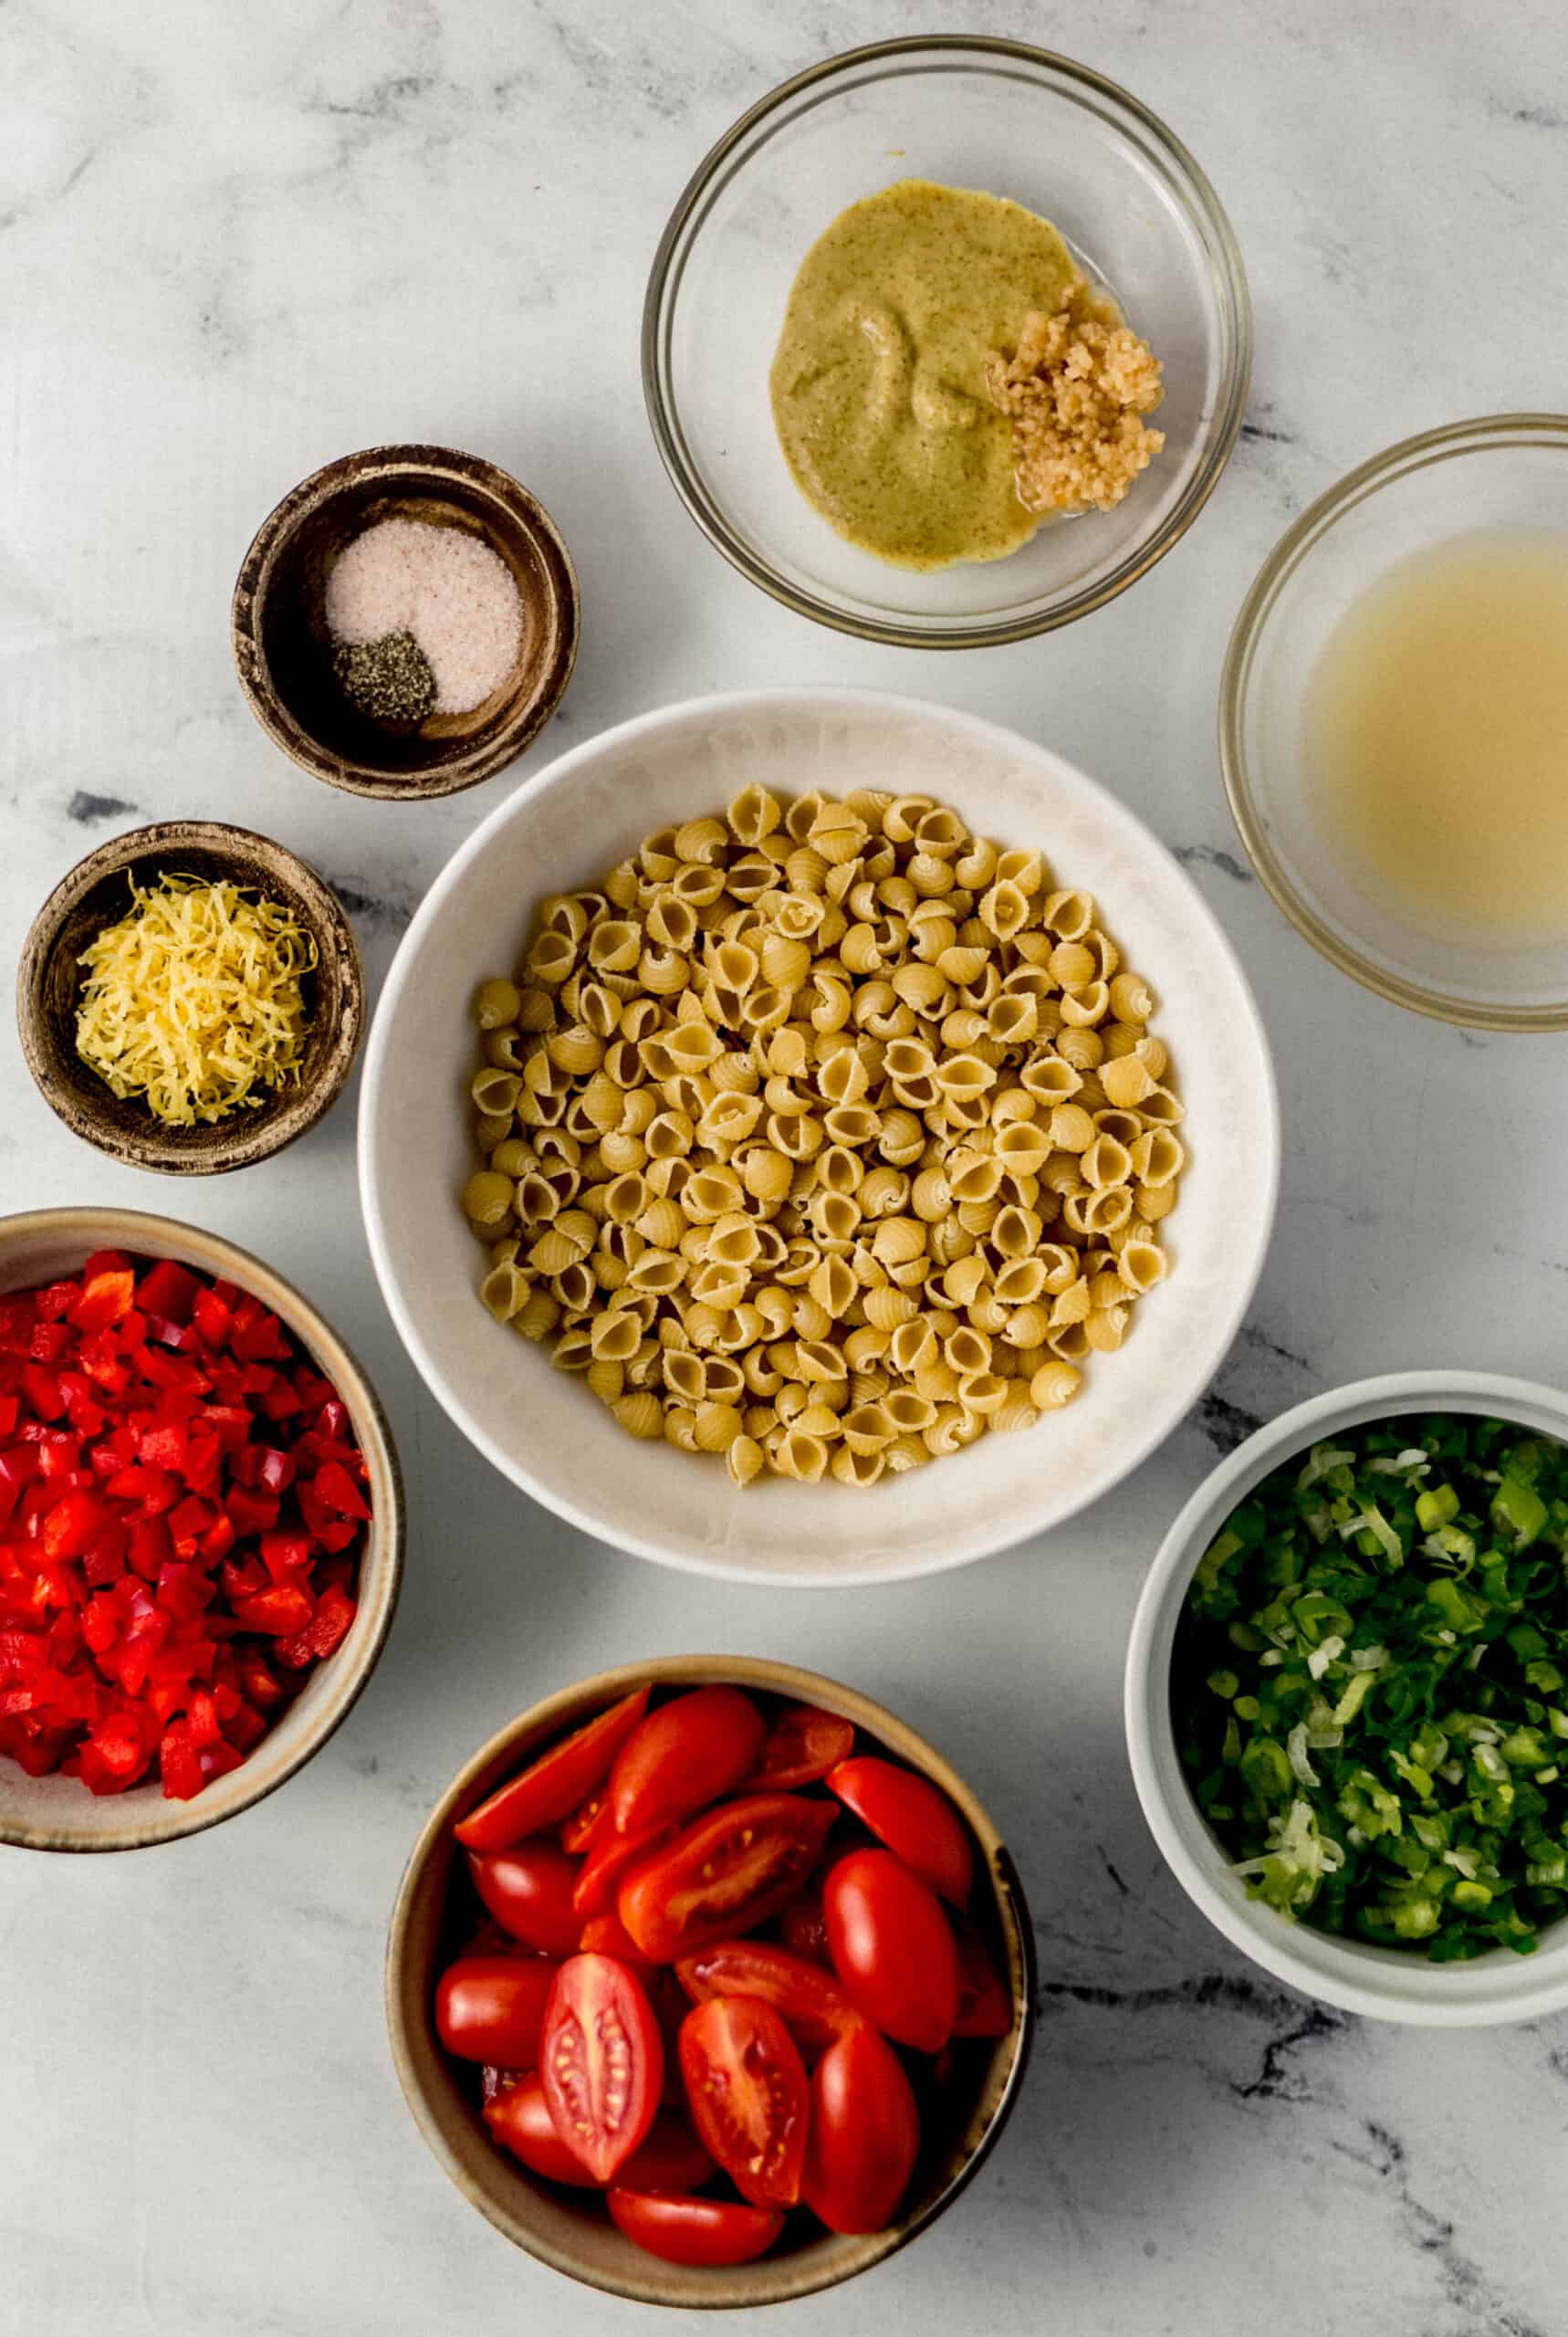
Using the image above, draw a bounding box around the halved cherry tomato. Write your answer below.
[824,1849,959,2054]
[485,2075,600,2186]
[801,2023,919,2234]
[679,1996,809,2208]
[607,2190,783,2269]
[609,1686,767,1839]
[952,1917,1012,2039]
[455,1687,650,1852]
[743,1702,854,1792]
[559,1790,609,1855]
[572,1817,674,1921]
[539,1954,663,2184]
[826,1756,974,1906]
[674,1940,863,2062]
[618,1794,836,1963]
[469,1843,583,1958]
[579,1910,657,1972]
[619,2111,718,2195]
[485,2077,715,2196]
[435,1955,557,2066]
[779,1887,831,1965]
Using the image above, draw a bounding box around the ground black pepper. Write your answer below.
[331,629,437,724]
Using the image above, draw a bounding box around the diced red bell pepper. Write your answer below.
[256,1447,296,1496]
[181,1430,222,1499]
[41,1490,110,1563]
[36,1436,82,1482]
[232,1585,314,1638]
[312,1459,370,1521]
[230,1298,291,1363]
[137,1261,201,1326]
[200,1511,236,1565]
[70,1267,137,1335]
[224,1701,269,1754]
[190,1287,234,1351]
[128,1515,173,1582]
[225,1485,280,1535]
[159,1720,205,1801]
[137,1417,188,1472]
[238,1651,284,1710]
[203,1405,252,1454]
[260,1529,311,1586]
[252,1373,303,1423]
[20,1364,65,1421]
[167,1495,214,1555]
[0,1251,368,1807]
[82,1529,128,1588]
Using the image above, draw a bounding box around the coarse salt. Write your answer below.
[324,517,524,716]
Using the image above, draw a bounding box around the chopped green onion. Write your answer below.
[1175,1412,1568,1961]
[1416,1483,1460,1530]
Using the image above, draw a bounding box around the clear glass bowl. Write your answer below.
[1221,415,1568,1031]
[642,36,1250,648]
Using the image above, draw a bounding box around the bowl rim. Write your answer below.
[384,1653,1038,2307]
[230,441,581,802]
[1218,412,1568,1032]
[15,819,365,1177]
[0,1204,404,1850]
[357,681,1282,1587]
[641,32,1253,648]
[1124,1367,1568,2024]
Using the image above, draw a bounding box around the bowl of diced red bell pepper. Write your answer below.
[386,1657,1034,2308]
[0,1207,403,1850]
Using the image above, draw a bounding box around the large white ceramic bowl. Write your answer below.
[1126,1371,1568,2026]
[361,688,1278,1585]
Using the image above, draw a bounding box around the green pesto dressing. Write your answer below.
[769,179,1079,571]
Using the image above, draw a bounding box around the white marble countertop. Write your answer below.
[5,3,1568,2331]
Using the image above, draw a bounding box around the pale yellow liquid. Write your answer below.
[1305,528,1568,948]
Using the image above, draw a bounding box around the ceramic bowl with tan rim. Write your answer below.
[360,686,1279,1586]
[385,1655,1036,2309]
[16,821,363,1177]
[0,1207,403,1852]
[232,444,580,801]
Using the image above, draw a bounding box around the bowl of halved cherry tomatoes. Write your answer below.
[386,1656,1035,2306]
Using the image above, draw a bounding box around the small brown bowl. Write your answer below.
[232,444,580,800]
[17,820,363,1177]
[386,1656,1036,2310]
[0,1206,403,1851]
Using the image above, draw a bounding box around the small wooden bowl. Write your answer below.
[0,1206,404,1852]
[386,1656,1037,2309]
[231,445,580,800]
[16,820,363,1177]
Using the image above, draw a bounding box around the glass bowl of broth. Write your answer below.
[1221,415,1568,1030]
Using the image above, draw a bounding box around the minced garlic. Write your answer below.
[75,874,317,1127]
[984,277,1166,516]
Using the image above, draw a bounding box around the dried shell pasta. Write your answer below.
[462,784,1183,1482]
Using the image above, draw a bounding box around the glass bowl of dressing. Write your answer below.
[643,36,1250,647]
[1221,415,1568,1031]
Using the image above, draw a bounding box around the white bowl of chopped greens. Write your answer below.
[1126,1371,1568,2025]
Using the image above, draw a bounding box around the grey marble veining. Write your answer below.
[5,3,1568,2332]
